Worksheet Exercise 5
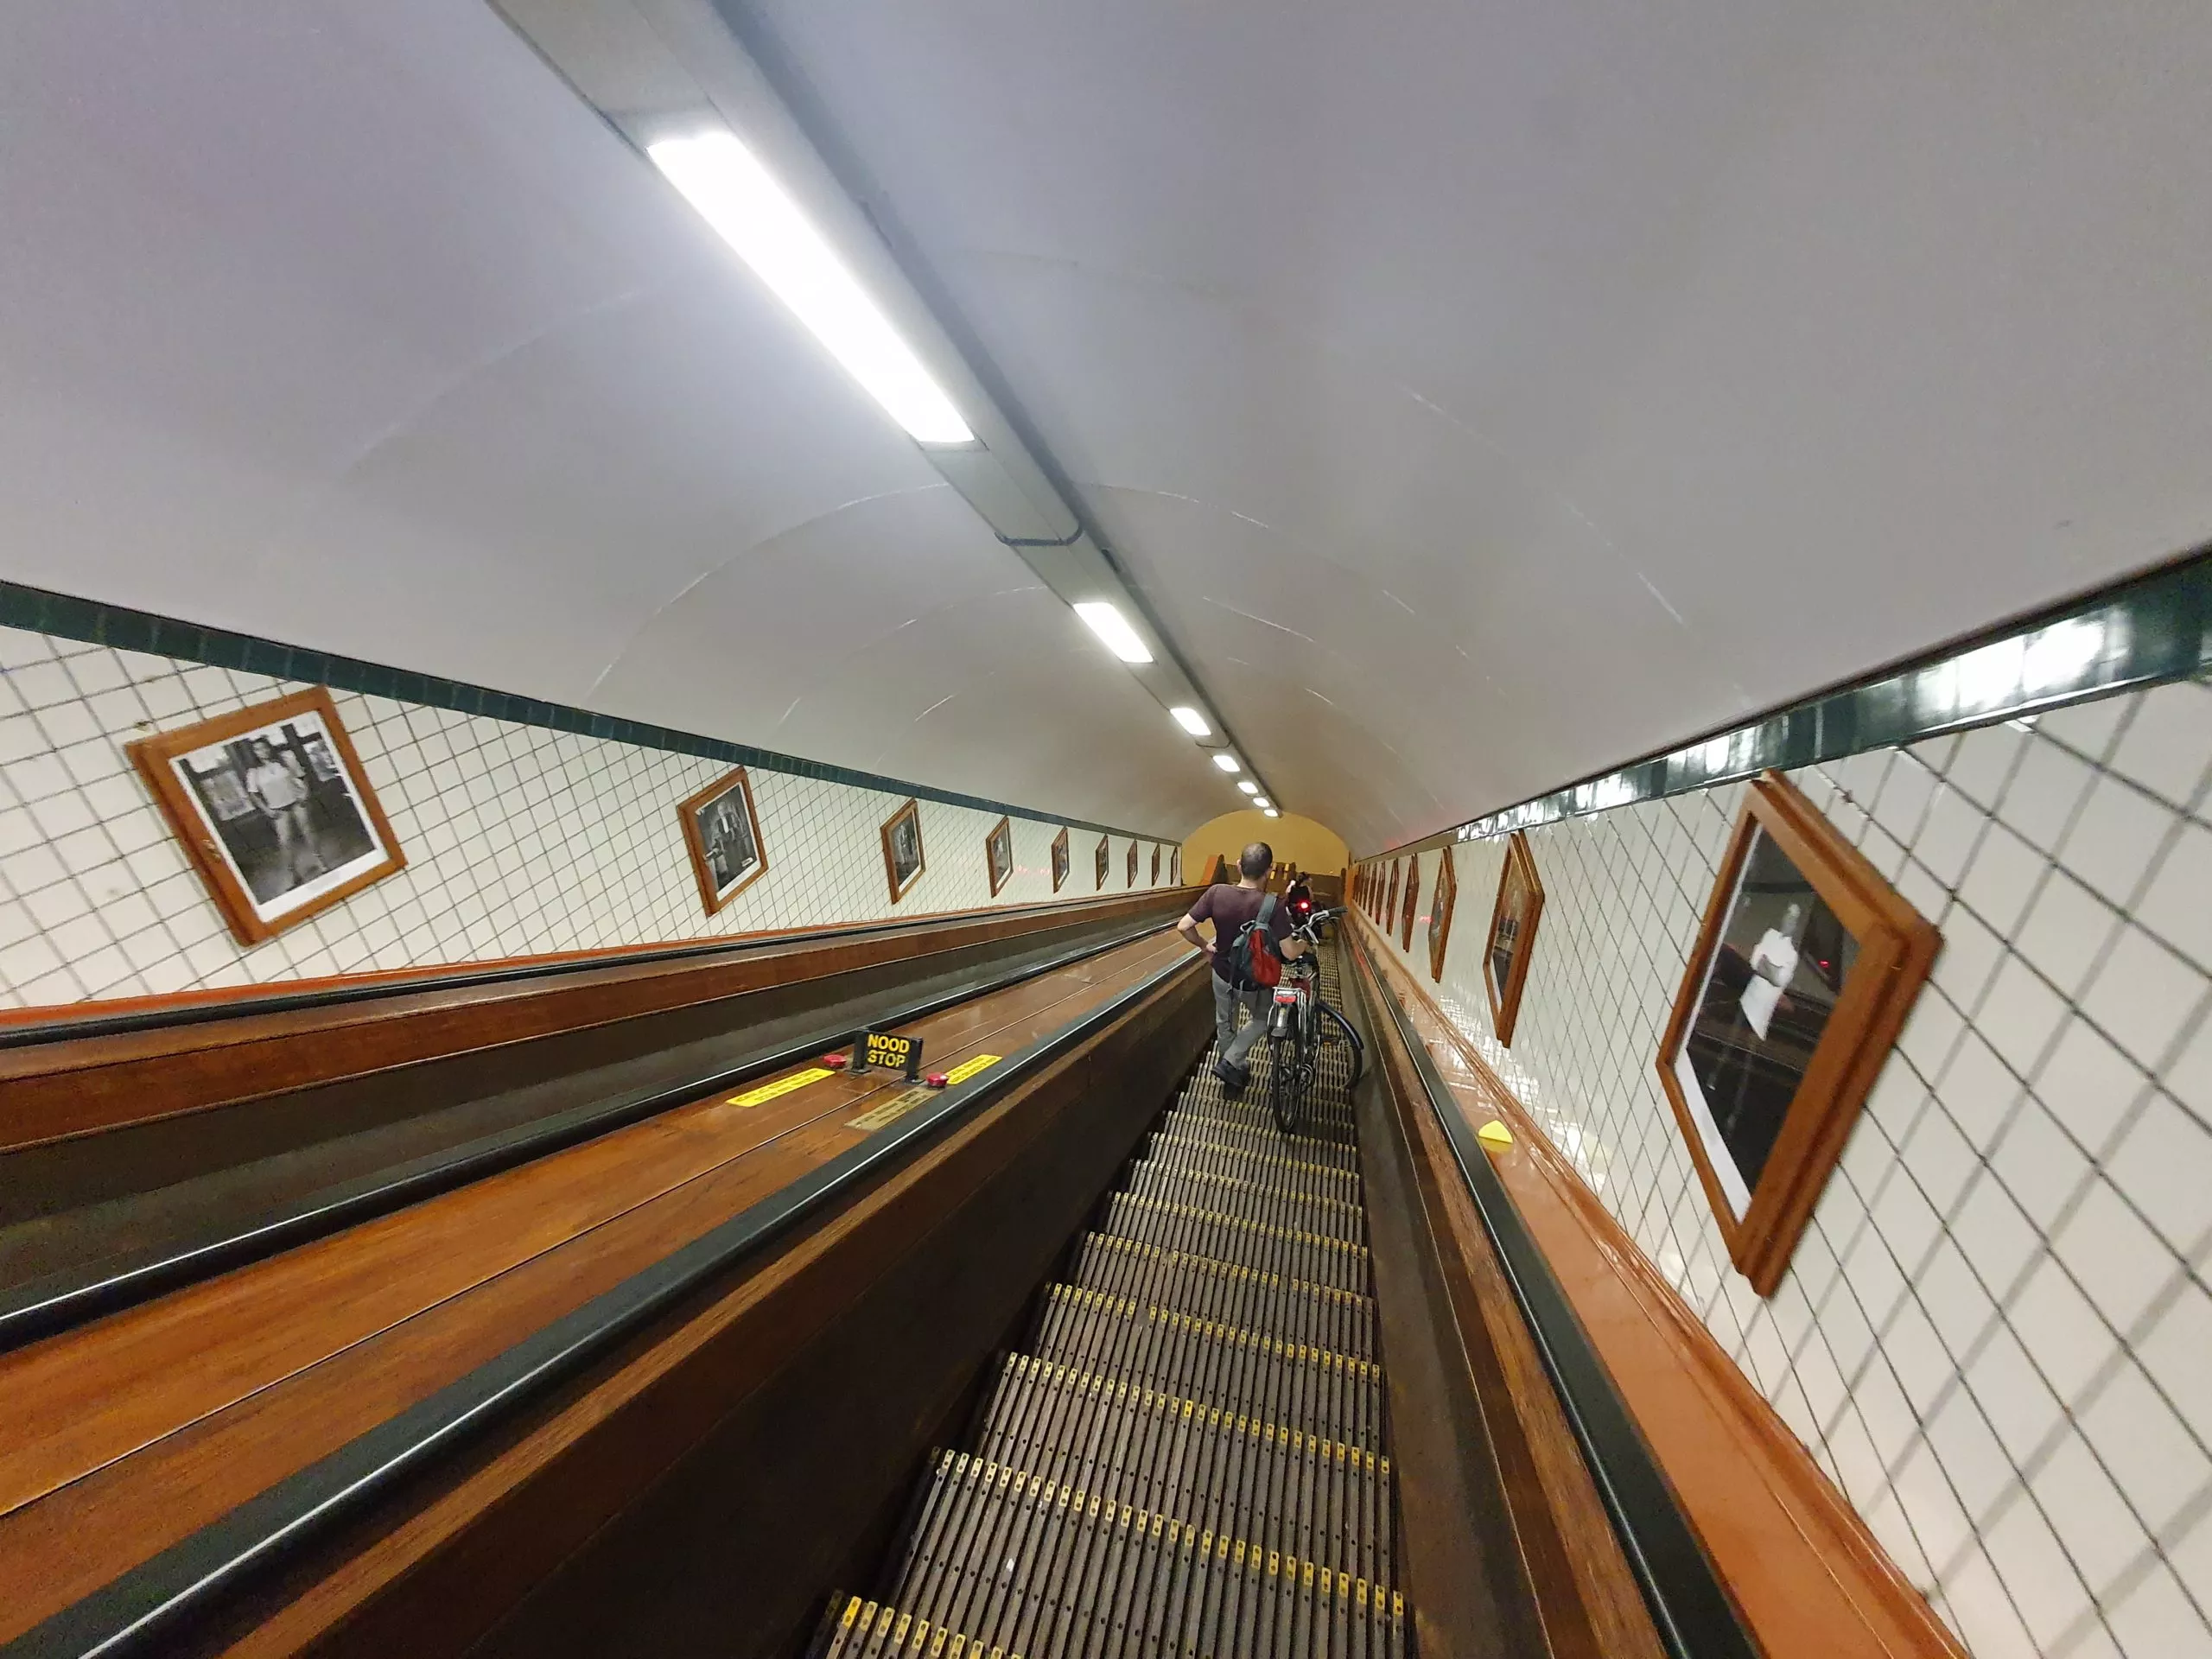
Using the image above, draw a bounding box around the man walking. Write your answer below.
[1179,841,1310,1093]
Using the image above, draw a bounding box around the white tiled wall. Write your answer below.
[0,624,1176,1007]
[1364,676,2212,1659]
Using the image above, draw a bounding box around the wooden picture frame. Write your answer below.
[1399,855,1421,950]
[1483,832,1545,1046]
[1127,840,1139,888]
[1151,843,1162,887]
[1384,859,1402,931]
[984,815,1014,899]
[1094,835,1111,891]
[880,798,925,905]
[677,766,768,917]
[1656,771,1940,1295]
[1427,846,1457,983]
[1051,826,1071,893]
[126,687,406,947]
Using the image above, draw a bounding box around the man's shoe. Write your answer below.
[1214,1059,1250,1096]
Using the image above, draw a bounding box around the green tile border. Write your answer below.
[0,581,1176,846]
[1380,543,2212,858]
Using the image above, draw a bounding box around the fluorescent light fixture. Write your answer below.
[1212,753,1241,774]
[1169,706,1211,737]
[1253,798,1272,810]
[647,131,973,445]
[1072,601,1154,664]
[1237,780,1259,796]
[1262,807,1280,818]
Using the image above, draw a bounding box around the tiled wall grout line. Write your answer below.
[0,623,1182,1007]
[1361,674,2212,1659]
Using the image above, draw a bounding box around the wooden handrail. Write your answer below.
[0,887,1191,1153]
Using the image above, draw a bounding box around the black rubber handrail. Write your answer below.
[1349,934,1763,1659]
[0,916,1179,1352]
[2,946,1203,1659]
[0,888,1188,1052]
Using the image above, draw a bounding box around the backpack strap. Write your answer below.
[1257,893,1278,926]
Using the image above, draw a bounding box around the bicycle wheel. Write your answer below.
[1319,1001,1365,1087]
[1268,1033,1298,1136]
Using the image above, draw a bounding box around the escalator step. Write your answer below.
[880,1452,1405,1659]
[1145,1122,1363,1179]
[1121,1163,1369,1246]
[1030,1285,1382,1450]
[1092,1192,1371,1294]
[970,1354,1395,1585]
[1066,1233,1376,1357]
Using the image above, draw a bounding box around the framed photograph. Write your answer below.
[1384,859,1402,931]
[1399,855,1420,950]
[1483,833,1546,1046]
[1657,772,1941,1295]
[1171,846,1181,886]
[1051,826,1071,893]
[1427,847,1457,983]
[985,815,1014,898]
[880,798,926,904]
[126,688,405,947]
[1127,840,1139,887]
[1151,843,1162,887]
[676,767,767,917]
[1094,835,1111,891]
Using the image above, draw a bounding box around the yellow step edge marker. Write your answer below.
[726,1067,834,1109]
[1477,1118,1515,1149]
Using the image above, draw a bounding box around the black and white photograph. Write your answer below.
[1671,824,1856,1213]
[678,767,768,916]
[1656,771,1939,1294]
[129,688,405,945]
[881,798,926,903]
[1052,826,1071,893]
[985,815,1014,897]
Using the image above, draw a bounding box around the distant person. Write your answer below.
[1179,841,1310,1093]
[1285,872,1313,916]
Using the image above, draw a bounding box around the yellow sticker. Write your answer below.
[727,1067,834,1108]
[943,1052,1002,1085]
[848,1086,939,1130]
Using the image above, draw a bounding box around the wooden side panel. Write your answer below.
[191,970,1212,1659]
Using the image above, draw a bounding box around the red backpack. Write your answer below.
[1227,894,1282,989]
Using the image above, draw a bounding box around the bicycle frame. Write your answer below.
[1262,913,1362,1135]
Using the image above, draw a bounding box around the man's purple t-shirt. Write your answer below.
[1187,883,1293,983]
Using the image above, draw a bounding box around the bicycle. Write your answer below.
[1263,906,1363,1135]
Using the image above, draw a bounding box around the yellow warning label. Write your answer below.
[943,1052,1003,1085]
[848,1086,940,1131]
[727,1067,833,1108]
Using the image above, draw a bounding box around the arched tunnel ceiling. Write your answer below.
[733,0,2212,855]
[0,0,1209,836]
[3,3,2209,855]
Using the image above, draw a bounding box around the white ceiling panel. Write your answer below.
[734,0,2212,850]
[0,0,1223,832]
